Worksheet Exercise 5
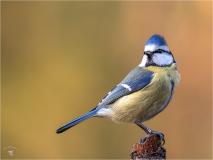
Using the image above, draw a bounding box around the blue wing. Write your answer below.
[97,66,154,107]
[56,66,154,133]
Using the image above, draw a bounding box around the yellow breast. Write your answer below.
[109,64,180,123]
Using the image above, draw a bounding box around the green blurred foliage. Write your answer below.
[1,1,212,159]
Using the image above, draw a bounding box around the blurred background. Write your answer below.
[1,1,212,159]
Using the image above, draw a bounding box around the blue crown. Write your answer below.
[145,34,167,46]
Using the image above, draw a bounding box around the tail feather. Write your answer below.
[56,108,98,134]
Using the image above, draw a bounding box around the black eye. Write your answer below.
[153,49,171,54]
[154,49,163,53]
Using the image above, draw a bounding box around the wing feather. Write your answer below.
[97,67,154,107]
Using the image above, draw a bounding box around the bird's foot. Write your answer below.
[131,133,166,159]
[134,121,165,145]
[147,131,165,145]
[140,131,165,146]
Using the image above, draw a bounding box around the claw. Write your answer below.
[150,131,165,145]
[134,121,165,145]
[140,136,148,144]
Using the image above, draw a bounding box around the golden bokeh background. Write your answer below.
[1,1,212,159]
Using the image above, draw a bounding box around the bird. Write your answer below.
[56,34,180,140]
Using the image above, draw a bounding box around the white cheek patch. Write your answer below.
[152,53,173,66]
[144,44,170,52]
[139,54,148,67]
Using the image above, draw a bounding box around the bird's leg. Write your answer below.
[135,120,165,144]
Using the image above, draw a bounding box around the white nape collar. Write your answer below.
[139,54,148,67]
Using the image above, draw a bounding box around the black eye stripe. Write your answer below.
[144,50,171,55]
[152,49,171,54]
[153,49,163,53]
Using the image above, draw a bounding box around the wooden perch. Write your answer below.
[130,133,166,160]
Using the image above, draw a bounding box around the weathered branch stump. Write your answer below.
[130,133,166,160]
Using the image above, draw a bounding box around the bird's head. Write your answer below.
[139,34,175,67]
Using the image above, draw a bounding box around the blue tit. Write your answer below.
[56,34,180,138]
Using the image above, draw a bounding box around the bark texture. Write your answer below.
[130,134,166,160]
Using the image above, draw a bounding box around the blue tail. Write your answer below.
[56,108,98,134]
